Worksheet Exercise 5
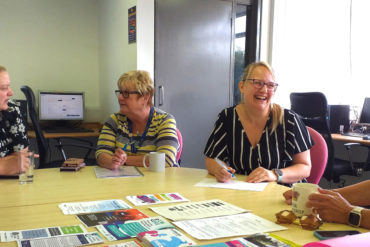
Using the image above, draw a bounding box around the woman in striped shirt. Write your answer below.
[96,70,179,169]
[204,62,313,186]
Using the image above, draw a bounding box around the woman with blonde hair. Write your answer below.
[96,70,179,169]
[204,62,312,186]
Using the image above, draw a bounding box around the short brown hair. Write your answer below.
[117,70,154,106]
[0,65,7,73]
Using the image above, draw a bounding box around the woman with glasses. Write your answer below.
[96,70,179,169]
[204,62,312,186]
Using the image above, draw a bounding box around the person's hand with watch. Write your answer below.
[306,188,364,227]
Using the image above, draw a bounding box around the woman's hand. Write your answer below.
[111,148,127,170]
[307,188,353,224]
[214,165,235,183]
[245,167,277,183]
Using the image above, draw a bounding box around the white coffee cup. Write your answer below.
[292,183,319,217]
[142,152,165,172]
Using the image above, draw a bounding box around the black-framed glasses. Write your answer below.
[115,90,141,98]
[246,79,279,91]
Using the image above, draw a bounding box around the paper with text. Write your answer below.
[59,199,131,215]
[150,199,248,221]
[195,178,268,191]
[173,213,287,240]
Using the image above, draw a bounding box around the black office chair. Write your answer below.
[290,92,355,186]
[21,85,96,168]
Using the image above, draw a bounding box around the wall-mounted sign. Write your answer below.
[128,6,136,44]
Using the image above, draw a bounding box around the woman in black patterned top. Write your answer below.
[204,62,313,186]
[0,65,29,175]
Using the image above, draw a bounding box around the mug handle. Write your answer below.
[143,153,150,168]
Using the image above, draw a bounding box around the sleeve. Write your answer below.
[156,114,179,167]
[288,110,314,155]
[95,114,119,158]
[203,109,229,161]
[9,104,29,152]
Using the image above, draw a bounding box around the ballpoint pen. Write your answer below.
[122,143,128,151]
[215,158,235,177]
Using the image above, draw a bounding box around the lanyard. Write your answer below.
[127,107,154,153]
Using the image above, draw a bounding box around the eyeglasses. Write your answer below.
[275,210,323,230]
[115,90,141,98]
[246,79,279,91]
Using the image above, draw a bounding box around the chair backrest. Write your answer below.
[290,92,335,182]
[20,85,49,168]
[176,128,183,163]
[306,127,328,184]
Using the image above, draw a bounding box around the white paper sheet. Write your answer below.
[17,232,103,247]
[173,213,287,240]
[94,166,143,178]
[59,199,131,215]
[195,178,268,191]
[150,199,248,221]
[0,225,87,242]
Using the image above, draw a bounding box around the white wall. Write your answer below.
[97,0,138,121]
[0,0,101,121]
[98,0,154,120]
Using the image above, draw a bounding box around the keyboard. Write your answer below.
[342,132,368,138]
[44,128,94,133]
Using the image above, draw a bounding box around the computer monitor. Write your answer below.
[39,91,84,121]
[358,97,370,126]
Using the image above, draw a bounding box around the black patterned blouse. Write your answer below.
[0,100,29,158]
[204,106,313,184]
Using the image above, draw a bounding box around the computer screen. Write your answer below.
[358,97,370,125]
[39,91,84,121]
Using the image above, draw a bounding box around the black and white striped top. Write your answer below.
[204,106,313,181]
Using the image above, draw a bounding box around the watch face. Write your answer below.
[275,169,282,176]
[349,212,361,226]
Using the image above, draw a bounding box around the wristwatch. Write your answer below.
[273,169,283,183]
[348,206,364,227]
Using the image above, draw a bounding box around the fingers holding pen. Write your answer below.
[112,148,127,169]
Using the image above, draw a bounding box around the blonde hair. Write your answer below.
[0,65,7,73]
[241,61,284,134]
[117,70,154,106]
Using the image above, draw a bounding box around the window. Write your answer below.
[233,1,260,105]
[271,0,370,120]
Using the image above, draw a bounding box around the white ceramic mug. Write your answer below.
[292,183,319,217]
[142,152,165,172]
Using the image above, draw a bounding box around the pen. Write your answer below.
[215,158,235,177]
[122,143,128,151]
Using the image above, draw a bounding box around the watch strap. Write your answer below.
[273,169,283,183]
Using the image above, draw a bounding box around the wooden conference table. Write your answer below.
[0,167,368,246]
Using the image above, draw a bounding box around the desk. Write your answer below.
[0,167,367,246]
[332,133,370,145]
[27,122,102,139]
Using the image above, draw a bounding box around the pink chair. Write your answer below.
[176,128,183,165]
[306,127,328,184]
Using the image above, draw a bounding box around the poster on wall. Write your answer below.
[128,6,136,44]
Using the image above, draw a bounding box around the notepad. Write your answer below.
[94,166,143,178]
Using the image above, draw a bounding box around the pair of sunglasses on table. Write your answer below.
[275,210,323,230]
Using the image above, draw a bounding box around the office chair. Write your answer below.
[290,92,352,185]
[176,128,183,166]
[20,85,96,168]
[306,127,328,184]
